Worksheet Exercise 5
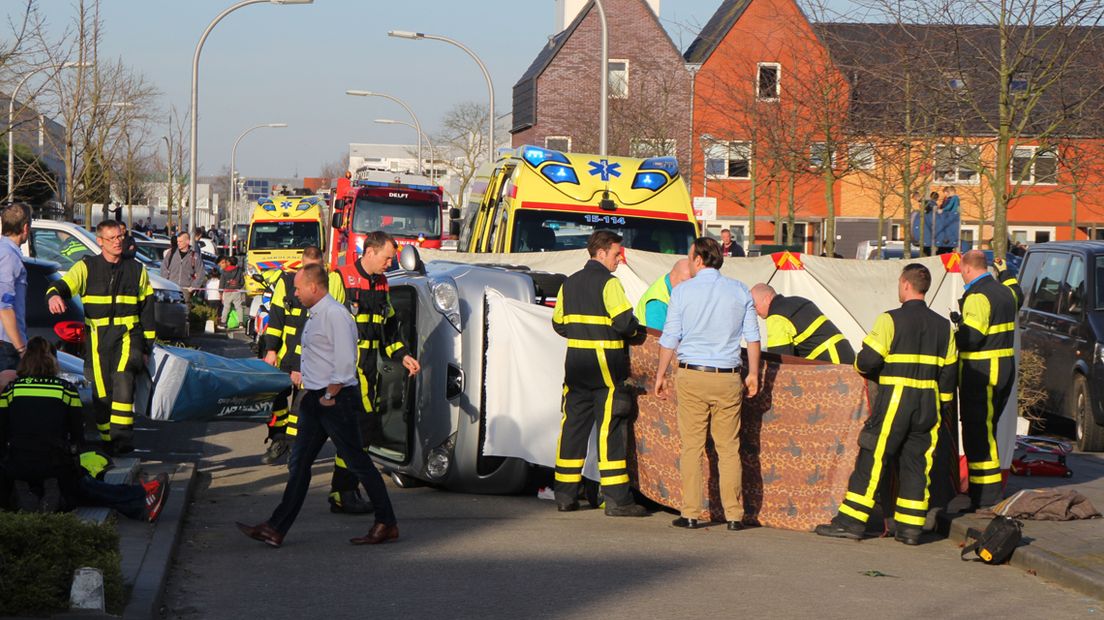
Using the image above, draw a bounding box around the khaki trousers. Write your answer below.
[675,368,744,521]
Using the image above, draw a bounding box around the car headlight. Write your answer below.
[426,434,456,480]
[431,278,461,331]
[58,371,91,391]
[1096,342,1104,366]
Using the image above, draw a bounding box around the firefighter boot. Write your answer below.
[261,435,292,465]
[329,489,375,514]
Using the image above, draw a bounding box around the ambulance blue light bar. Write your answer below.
[541,164,580,185]
[639,156,679,177]
[520,145,569,167]
[631,172,666,191]
[356,180,440,192]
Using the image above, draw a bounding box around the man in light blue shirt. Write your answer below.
[0,204,30,371]
[653,237,761,531]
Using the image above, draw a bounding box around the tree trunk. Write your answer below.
[786,173,796,246]
[748,154,758,247]
[1071,192,1078,240]
[823,169,836,256]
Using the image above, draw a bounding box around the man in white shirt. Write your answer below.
[237,264,399,547]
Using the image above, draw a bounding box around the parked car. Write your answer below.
[24,257,86,356]
[25,220,190,340]
[1017,241,1104,451]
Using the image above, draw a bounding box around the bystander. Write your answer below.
[0,204,29,372]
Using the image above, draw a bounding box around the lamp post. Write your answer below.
[230,122,286,228]
[189,0,313,236]
[374,118,437,183]
[346,90,423,175]
[7,62,87,204]
[388,30,496,161]
[593,0,609,156]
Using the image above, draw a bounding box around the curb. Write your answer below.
[944,513,1104,602]
[122,462,198,620]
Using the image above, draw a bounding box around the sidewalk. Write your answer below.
[944,452,1104,601]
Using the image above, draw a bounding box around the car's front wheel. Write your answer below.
[1069,374,1104,452]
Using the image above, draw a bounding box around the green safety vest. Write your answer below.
[634,275,671,325]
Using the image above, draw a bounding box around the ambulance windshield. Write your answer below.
[512,211,695,254]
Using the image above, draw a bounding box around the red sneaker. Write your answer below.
[144,473,170,523]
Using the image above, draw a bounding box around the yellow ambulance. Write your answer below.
[245,195,325,296]
[457,145,698,254]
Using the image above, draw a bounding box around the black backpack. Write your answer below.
[961,516,1023,564]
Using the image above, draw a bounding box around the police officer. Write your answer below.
[816,264,957,544]
[954,250,1023,510]
[750,283,855,364]
[552,230,649,517]
[47,220,156,454]
[336,232,420,504]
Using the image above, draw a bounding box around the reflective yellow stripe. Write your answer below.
[143,331,156,341]
[986,322,1014,335]
[87,316,140,328]
[555,385,569,477]
[894,512,927,526]
[355,314,385,324]
[845,491,875,509]
[862,334,889,357]
[601,474,630,486]
[557,458,585,468]
[863,384,903,501]
[356,340,381,349]
[96,422,110,431]
[117,332,131,373]
[357,366,374,413]
[839,504,869,522]
[793,315,827,345]
[968,460,1001,470]
[562,314,613,326]
[986,385,999,464]
[82,294,139,304]
[109,415,133,425]
[596,351,615,468]
[877,376,938,390]
[896,497,927,511]
[567,339,624,349]
[385,342,404,357]
[940,392,954,402]
[807,334,845,362]
[265,326,284,337]
[284,326,297,336]
[89,328,105,398]
[111,402,134,412]
[922,398,941,508]
[555,472,582,483]
[335,455,347,469]
[884,354,944,366]
[599,460,627,471]
[287,414,298,425]
[969,473,1003,484]
[960,349,1014,360]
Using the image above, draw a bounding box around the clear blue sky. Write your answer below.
[25,0,742,179]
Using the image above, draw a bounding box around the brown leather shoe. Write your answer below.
[236,521,283,548]
[349,522,399,545]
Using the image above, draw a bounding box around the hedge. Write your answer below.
[0,512,124,616]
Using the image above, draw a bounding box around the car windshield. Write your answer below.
[351,197,440,239]
[32,228,95,271]
[1096,256,1104,309]
[249,221,321,250]
[511,211,696,254]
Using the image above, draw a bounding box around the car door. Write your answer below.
[1052,254,1089,409]
[1020,251,1072,412]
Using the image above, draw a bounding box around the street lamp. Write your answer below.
[388,30,496,162]
[231,122,287,228]
[7,62,88,204]
[374,118,437,183]
[593,0,609,156]
[189,0,313,236]
[346,90,424,175]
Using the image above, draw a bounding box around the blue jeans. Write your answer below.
[74,475,146,520]
[268,386,396,535]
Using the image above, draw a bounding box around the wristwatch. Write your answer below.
[322,391,336,401]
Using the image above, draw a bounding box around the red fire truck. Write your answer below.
[328,168,446,269]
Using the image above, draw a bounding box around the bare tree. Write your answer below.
[435,102,490,212]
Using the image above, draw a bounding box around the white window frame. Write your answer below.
[608,59,629,99]
[1011,145,1058,185]
[848,143,875,170]
[545,136,572,152]
[1009,225,1056,245]
[629,138,677,159]
[960,224,979,249]
[934,144,981,185]
[809,142,836,169]
[706,220,748,246]
[756,62,780,101]
[705,141,751,180]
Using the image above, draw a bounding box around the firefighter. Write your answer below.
[336,232,420,508]
[750,284,856,364]
[258,247,372,514]
[47,220,156,455]
[815,264,957,544]
[552,230,649,517]
[954,250,1023,510]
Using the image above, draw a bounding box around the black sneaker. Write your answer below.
[329,490,374,514]
[814,521,865,540]
[261,436,291,465]
[604,502,649,517]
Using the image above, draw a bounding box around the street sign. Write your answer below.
[693,196,717,220]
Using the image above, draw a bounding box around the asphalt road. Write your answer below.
[157,334,1101,619]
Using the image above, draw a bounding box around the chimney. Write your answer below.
[554,0,661,33]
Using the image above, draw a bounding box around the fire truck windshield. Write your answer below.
[352,197,440,240]
[249,221,321,250]
[512,211,695,254]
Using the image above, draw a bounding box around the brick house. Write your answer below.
[511,0,692,173]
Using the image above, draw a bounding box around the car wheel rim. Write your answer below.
[1076,389,1086,441]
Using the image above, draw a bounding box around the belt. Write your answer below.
[305,384,358,395]
[678,362,740,374]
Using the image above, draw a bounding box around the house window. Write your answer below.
[608,60,629,99]
[849,143,875,170]
[705,141,751,179]
[810,142,835,169]
[757,62,780,101]
[1011,146,1057,185]
[934,144,980,183]
[1010,71,1030,93]
[545,136,571,152]
[891,224,903,241]
[630,138,676,158]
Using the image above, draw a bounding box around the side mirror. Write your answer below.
[448,207,461,220]
[398,244,425,274]
[331,212,342,229]
[449,220,461,237]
